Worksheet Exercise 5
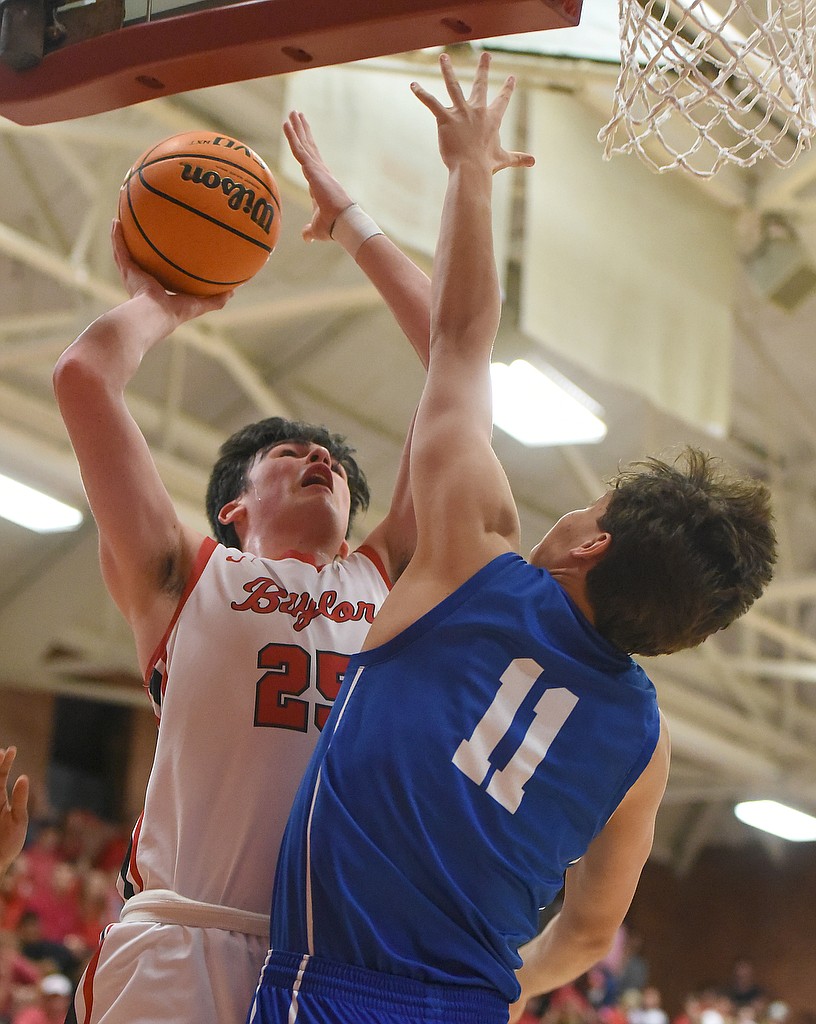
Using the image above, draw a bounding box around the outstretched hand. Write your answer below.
[411,52,534,175]
[283,111,354,243]
[0,747,28,875]
[111,220,234,321]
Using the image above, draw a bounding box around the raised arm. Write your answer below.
[52,226,232,668]
[284,112,432,581]
[408,54,534,583]
[509,721,671,1022]
[0,748,28,877]
[284,111,431,368]
[360,54,534,647]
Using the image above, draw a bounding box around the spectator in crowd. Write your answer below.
[737,1004,760,1024]
[629,987,670,1024]
[617,929,650,993]
[699,986,736,1024]
[16,834,59,899]
[0,931,39,1024]
[543,985,596,1024]
[673,992,704,1024]
[0,865,29,934]
[73,869,121,955]
[766,1003,790,1024]
[587,966,621,1017]
[728,961,767,1011]
[24,865,81,946]
[13,913,78,982]
[11,974,72,1024]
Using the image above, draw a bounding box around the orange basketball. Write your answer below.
[118,131,281,295]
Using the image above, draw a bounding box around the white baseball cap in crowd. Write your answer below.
[40,974,73,997]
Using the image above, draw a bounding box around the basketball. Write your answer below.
[118,131,281,295]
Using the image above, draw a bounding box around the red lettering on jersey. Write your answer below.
[231,577,286,612]
[254,643,310,731]
[314,650,348,730]
[254,644,349,732]
[281,592,322,630]
[331,601,355,621]
[232,578,376,631]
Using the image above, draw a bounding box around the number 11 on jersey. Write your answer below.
[452,658,578,814]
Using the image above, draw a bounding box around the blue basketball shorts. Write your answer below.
[247,950,509,1024]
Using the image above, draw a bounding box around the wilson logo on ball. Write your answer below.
[178,164,276,234]
[118,130,282,296]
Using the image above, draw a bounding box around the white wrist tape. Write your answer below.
[330,203,384,257]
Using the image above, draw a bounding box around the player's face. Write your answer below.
[247,440,352,534]
[529,492,612,571]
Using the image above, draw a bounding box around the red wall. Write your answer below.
[628,844,816,1017]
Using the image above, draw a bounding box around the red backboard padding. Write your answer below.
[0,0,582,125]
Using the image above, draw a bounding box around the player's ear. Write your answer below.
[218,497,245,526]
[571,532,611,566]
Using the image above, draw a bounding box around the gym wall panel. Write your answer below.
[522,90,736,437]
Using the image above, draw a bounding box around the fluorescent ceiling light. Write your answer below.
[0,472,83,533]
[734,799,816,842]
[491,359,607,447]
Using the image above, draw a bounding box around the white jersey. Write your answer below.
[73,538,390,1024]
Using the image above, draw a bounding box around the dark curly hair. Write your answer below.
[585,447,776,656]
[205,416,370,550]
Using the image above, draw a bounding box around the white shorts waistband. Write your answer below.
[120,888,269,938]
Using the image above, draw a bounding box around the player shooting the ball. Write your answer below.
[53,122,431,1024]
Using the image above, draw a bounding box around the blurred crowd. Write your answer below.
[0,806,803,1024]
[517,932,798,1024]
[0,808,127,1024]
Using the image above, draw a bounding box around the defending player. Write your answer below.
[248,53,776,1024]
[53,133,430,1024]
[0,747,28,879]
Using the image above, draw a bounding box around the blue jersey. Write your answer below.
[270,553,660,1003]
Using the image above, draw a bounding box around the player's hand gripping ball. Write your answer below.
[118,131,282,295]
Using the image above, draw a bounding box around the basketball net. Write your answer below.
[598,0,816,176]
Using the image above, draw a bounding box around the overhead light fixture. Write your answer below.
[0,472,83,533]
[734,799,816,842]
[490,359,607,446]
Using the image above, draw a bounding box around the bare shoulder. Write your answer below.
[610,712,670,827]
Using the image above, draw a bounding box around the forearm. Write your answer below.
[516,913,616,1003]
[283,111,432,368]
[56,293,181,393]
[431,160,501,360]
[354,234,431,368]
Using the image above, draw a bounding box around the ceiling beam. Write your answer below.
[0,218,291,418]
[653,666,816,759]
[762,574,816,603]
[745,611,816,661]
[212,284,386,329]
[654,659,816,752]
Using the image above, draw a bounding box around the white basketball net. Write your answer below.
[599,0,816,176]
